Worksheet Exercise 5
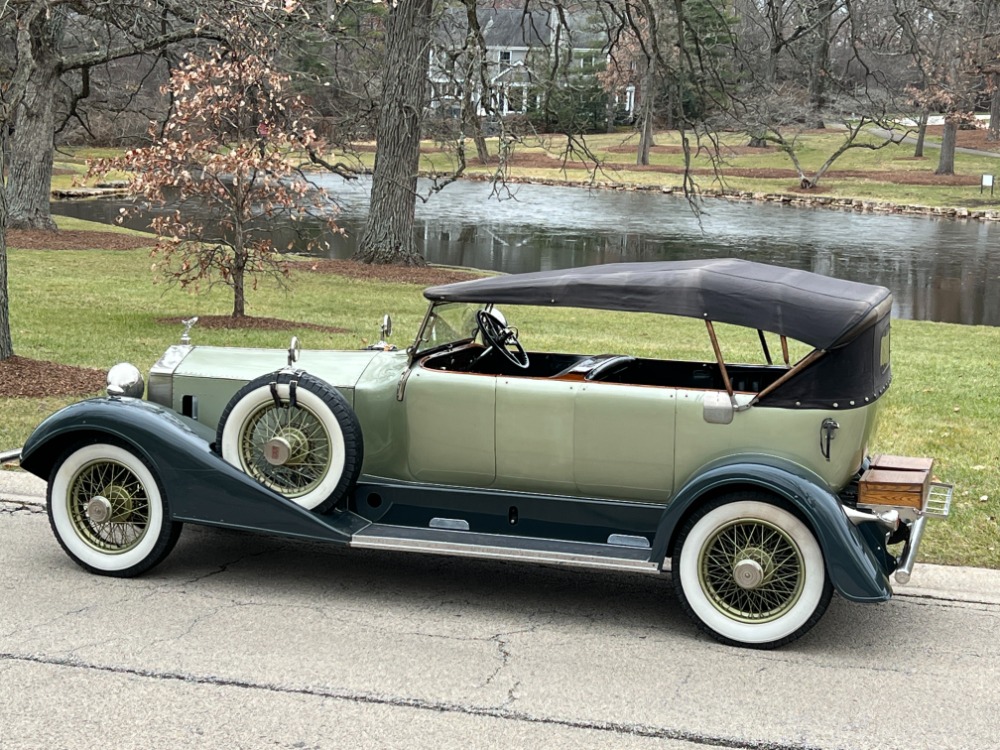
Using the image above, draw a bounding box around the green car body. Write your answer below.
[20,259,952,649]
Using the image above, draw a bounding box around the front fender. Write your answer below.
[651,459,891,603]
[20,397,359,544]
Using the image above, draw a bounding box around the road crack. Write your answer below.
[0,650,824,750]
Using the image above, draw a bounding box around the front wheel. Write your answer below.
[672,494,833,648]
[47,443,182,577]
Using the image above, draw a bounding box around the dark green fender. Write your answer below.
[651,459,892,603]
[19,398,366,544]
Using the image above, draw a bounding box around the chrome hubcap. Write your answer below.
[86,495,113,524]
[264,436,292,466]
[733,558,765,589]
[240,404,332,497]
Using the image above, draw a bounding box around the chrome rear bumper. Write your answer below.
[895,482,953,584]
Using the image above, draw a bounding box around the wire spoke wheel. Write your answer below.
[66,458,151,553]
[218,372,364,513]
[700,519,804,624]
[673,494,833,648]
[48,443,181,576]
[240,401,332,497]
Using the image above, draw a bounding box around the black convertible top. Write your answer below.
[424,259,892,350]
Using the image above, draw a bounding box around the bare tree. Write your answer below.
[5,1,229,231]
[88,33,337,318]
[1,0,48,360]
[354,0,436,265]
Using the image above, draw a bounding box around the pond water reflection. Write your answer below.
[52,176,1000,326]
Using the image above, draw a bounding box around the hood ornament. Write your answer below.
[180,316,199,345]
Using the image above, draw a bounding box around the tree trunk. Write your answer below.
[355,0,433,266]
[461,80,489,165]
[8,14,63,231]
[989,80,1000,142]
[913,110,928,157]
[0,184,12,361]
[806,0,834,129]
[232,267,246,318]
[636,60,656,166]
[936,117,958,175]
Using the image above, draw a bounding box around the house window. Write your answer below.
[499,50,512,69]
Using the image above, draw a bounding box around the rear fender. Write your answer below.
[651,459,891,603]
[20,398,360,544]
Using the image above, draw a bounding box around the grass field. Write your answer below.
[3,218,998,569]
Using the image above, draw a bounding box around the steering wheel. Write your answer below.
[475,310,529,369]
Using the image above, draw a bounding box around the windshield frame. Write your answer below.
[409,301,487,359]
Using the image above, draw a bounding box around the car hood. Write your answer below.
[172,346,382,390]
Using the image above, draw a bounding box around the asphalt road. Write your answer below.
[2,473,999,750]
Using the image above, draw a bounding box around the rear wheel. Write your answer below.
[217,372,363,513]
[672,493,832,648]
[47,443,182,577]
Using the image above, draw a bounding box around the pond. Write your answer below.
[52,176,1000,326]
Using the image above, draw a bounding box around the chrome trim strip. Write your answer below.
[147,345,193,408]
[894,514,928,585]
[429,518,470,531]
[607,533,651,549]
[351,533,661,574]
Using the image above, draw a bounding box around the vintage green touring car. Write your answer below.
[20,259,952,648]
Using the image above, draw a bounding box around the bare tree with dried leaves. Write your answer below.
[88,32,337,318]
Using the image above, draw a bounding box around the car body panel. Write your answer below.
[673,390,880,493]
[157,347,380,427]
[573,382,675,502]
[403,366,497,485]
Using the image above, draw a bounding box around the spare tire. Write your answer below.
[217,371,363,513]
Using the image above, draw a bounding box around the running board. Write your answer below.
[350,524,663,574]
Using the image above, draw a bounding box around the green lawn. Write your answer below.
[57,127,1000,211]
[3,220,998,568]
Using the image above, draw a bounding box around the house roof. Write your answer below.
[437,9,549,48]
[423,259,893,350]
[437,7,604,50]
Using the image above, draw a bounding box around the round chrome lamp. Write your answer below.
[106,363,145,398]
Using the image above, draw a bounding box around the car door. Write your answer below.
[573,382,676,503]
[403,366,497,487]
[495,377,576,494]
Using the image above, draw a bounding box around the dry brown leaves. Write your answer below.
[155,315,348,333]
[0,356,106,398]
[7,229,153,251]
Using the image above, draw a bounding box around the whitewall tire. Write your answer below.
[672,494,833,648]
[217,372,363,513]
[47,443,181,576]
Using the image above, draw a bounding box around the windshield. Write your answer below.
[412,302,484,356]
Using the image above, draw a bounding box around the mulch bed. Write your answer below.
[0,356,107,398]
[156,315,348,333]
[7,229,153,251]
[925,125,1000,152]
